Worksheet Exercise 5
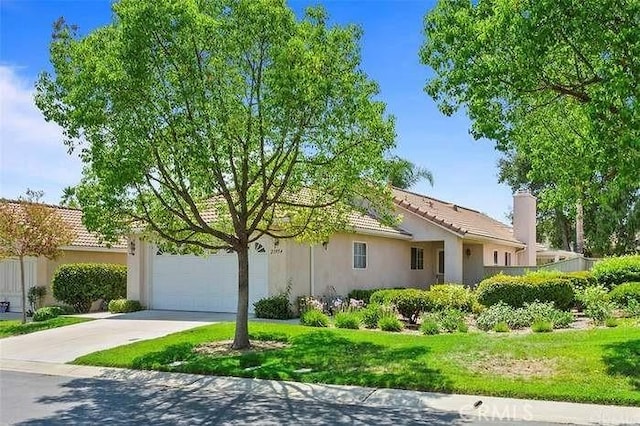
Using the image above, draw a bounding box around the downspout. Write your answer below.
[310,245,315,296]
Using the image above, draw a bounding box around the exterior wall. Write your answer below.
[42,249,126,306]
[462,243,484,286]
[513,191,537,266]
[483,243,519,270]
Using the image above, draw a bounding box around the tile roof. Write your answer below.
[347,211,411,237]
[1,200,127,250]
[392,187,523,245]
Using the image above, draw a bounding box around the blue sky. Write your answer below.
[0,0,514,222]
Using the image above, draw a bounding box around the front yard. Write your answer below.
[74,321,640,406]
[0,317,92,338]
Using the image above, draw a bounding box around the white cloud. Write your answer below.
[0,65,83,203]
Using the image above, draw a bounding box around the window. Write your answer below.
[493,250,499,265]
[505,252,512,266]
[353,242,367,269]
[411,247,424,270]
[254,242,266,253]
[437,250,445,275]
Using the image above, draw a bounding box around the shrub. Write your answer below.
[592,255,640,289]
[27,286,47,312]
[300,309,329,327]
[32,306,64,322]
[419,316,440,335]
[369,289,403,305]
[360,303,383,329]
[492,322,510,333]
[378,314,403,332]
[334,311,361,329]
[522,301,573,329]
[420,309,467,334]
[476,302,529,331]
[107,299,143,313]
[297,296,325,314]
[531,320,553,333]
[625,299,640,318]
[391,289,433,324]
[347,288,382,305]
[578,285,616,324]
[605,317,619,328]
[476,273,574,310]
[45,304,76,315]
[609,282,640,308]
[428,284,475,312]
[254,285,293,319]
[563,271,597,290]
[52,263,127,313]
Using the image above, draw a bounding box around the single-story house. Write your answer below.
[0,202,127,312]
[127,188,538,313]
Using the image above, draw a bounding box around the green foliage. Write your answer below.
[625,299,640,318]
[32,306,64,322]
[393,289,433,324]
[45,304,76,315]
[605,317,619,328]
[52,263,127,313]
[428,284,475,312]
[476,273,574,310]
[346,288,382,305]
[476,302,530,331]
[419,316,440,335]
[492,322,510,333]
[609,282,640,308]
[422,0,640,256]
[385,156,433,189]
[531,320,553,333]
[592,256,640,289]
[334,311,361,329]
[360,303,384,329]
[254,285,293,320]
[108,299,144,313]
[563,271,597,291]
[523,301,573,329]
[578,286,616,324]
[377,314,403,332]
[369,289,402,305]
[300,309,329,328]
[27,286,47,312]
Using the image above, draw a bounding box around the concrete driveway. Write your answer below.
[0,310,235,364]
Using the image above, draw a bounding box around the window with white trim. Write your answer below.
[411,247,424,270]
[353,242,367,269]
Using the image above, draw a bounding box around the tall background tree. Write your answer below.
[0,190,75,323]
[36,0,395,348]
[421,0,640,256]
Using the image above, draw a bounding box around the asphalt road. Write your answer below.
[0,370,567,425]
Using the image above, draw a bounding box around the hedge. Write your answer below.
[476,273,574,310]
[592,255,640,289]
[52,263,127,313]
[108,299,144,313]
[428,284,475,312]
[254,294,293,319]
[609,282,640,307]
[346,288,382,304]
[32,306,64,322]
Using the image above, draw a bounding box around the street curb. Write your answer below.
[1,360,639,425]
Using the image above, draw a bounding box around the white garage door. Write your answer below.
[151,243,268,313]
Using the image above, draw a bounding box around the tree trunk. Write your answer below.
[232,244,251,349]
[575,199,585,254]
[19,255,26,324]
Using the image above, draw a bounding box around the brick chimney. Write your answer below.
[513,190,537,266]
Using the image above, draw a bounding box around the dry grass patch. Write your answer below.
[457,352,557,379]
[193,340,288,356]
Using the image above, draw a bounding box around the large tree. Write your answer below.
[421,0,640,255]
[36,0,395,348]
[0,190,75,323]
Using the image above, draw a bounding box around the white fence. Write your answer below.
[0,257,38,312]
[484,256,600,278]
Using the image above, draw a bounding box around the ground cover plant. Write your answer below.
[74,321,640,406]
[0,317,91,338]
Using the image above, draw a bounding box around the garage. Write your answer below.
[150,242,269,313]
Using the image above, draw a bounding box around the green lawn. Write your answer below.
[73,322,640,406]
[0,317,92,338]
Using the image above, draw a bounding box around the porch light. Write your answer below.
[129,240,136,256]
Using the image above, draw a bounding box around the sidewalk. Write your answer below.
[1,359,638,425]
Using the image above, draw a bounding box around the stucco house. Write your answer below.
[0,202,127,312]
[127,188,537,313]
